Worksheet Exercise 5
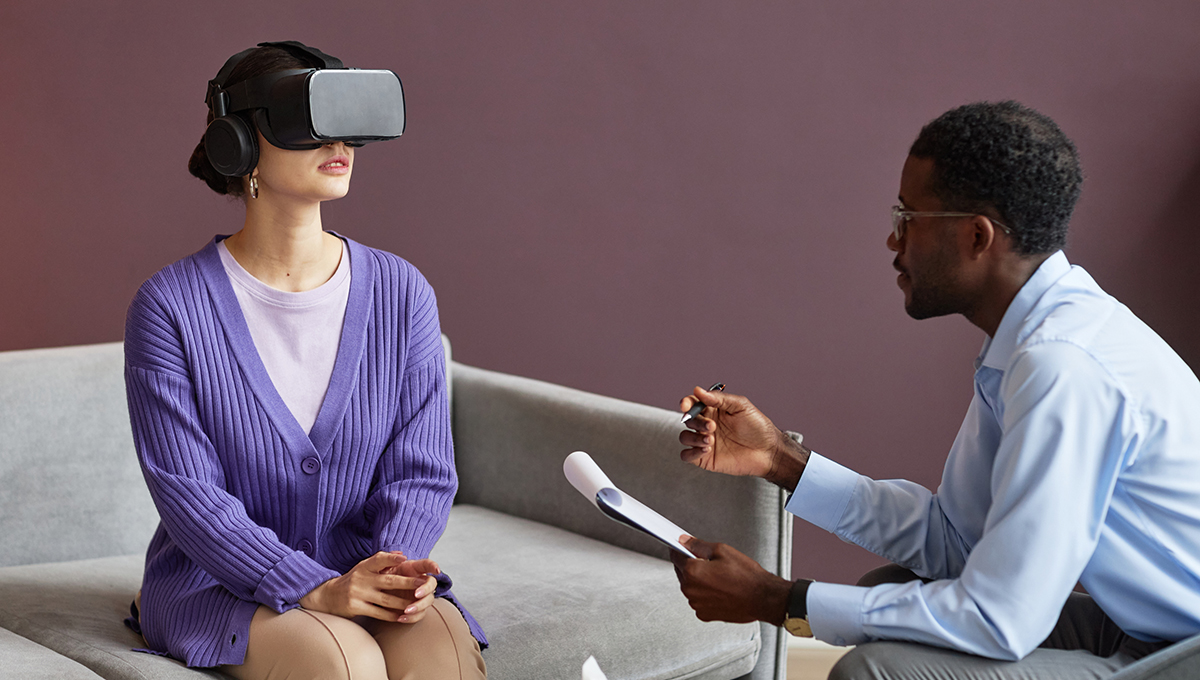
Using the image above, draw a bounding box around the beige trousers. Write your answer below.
[221,598,486,680]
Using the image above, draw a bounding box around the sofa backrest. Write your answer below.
[0,342,158,568]
[0,336,456,569]
[449,362,793,574]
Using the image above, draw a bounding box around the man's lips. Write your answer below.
[318,155,351,174]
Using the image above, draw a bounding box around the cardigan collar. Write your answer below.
[196,232,373,459]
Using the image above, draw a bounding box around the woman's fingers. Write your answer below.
[398,558,441,576]
[356,600,413,622]
[365,551,407,570]
[399,577,438,623]
[378,573,430,592]
[418,574,437,598]
[372,590,416,612]
[403,593,433,616]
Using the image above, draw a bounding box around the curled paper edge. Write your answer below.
[564,451,615,509]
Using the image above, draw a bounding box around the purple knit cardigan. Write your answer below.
[124,235,485,667]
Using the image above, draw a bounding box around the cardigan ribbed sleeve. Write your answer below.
[368,353,455,557]
[125,278,340,612]
[364,251,456,558]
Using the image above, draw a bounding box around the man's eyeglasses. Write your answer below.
[890,205,1013,241]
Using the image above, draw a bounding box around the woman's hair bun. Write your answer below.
[190,44,314,197]
[188,135,244,196]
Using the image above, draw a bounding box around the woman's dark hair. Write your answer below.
[909,101,1083,255]
[187,46,313,197]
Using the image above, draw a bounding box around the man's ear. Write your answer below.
[965,215,998,260]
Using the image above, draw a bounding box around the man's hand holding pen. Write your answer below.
[678,384,810,490]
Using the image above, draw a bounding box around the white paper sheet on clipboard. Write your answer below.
[563,450,697,558]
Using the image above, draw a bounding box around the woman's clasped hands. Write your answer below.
[299,551,441,623]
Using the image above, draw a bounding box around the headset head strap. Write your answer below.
[256,41,344,70]
[205,41,343,113]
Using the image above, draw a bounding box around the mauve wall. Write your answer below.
[3,2,1200,584]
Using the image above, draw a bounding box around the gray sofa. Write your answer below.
[0,340,791,680]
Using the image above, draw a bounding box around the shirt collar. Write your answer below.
[978,250,1072,371]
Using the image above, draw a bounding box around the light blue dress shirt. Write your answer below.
[788,251,1200,660]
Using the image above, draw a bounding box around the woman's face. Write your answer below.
[249,131,354,204]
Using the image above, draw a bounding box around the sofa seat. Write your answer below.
[0,505,757,680]
[433,505,760,680]
[0,627,107,679]
[0,555,227,679]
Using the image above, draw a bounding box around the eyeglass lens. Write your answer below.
[891,208,906,240]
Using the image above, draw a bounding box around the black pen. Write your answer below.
[681,382,725,422]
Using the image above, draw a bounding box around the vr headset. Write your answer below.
[204,40,405,177]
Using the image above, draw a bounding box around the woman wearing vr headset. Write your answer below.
[123,42,487,679]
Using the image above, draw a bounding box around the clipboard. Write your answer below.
[563,450,697,558]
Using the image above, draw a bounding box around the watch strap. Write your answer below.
[788,578,813,620]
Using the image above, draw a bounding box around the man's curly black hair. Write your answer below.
[909,101,1082,256]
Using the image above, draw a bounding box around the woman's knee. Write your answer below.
[369,599,486,680]
[228,607,387,680]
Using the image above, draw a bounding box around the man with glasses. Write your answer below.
[671,101,1200,679]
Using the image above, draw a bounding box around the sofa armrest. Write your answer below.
[450,361,791,680]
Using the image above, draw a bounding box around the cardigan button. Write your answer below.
[298,540,314,555]
[301,457,321,474]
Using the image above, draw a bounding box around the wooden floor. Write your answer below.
[785,638,851,680]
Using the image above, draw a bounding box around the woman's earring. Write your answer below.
[249,176,259,199]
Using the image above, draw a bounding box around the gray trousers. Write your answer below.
[829,566,1172,680]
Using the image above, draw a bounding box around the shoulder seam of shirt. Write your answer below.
[1015,336,1146,431]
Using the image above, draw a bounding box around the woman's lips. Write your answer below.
[318,156,351,175]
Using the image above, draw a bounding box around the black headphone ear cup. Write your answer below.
[204,115,258,177]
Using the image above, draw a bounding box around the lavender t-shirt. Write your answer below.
[217,238,350,434]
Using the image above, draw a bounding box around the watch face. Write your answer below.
[784,617,813,637]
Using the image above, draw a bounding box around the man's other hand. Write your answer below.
[678,387,807,488]
[671,535,792,626]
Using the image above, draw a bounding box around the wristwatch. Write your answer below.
[783,578,814,637]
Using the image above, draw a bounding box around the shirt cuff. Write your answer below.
[807,582,868,647]
[785,452,859,532]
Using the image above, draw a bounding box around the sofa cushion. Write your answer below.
[0,505,757,680]
[0,627,106,679]
[0,554,231,679]
[432,505,760,680]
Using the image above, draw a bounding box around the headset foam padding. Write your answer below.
[204,115,258,177]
